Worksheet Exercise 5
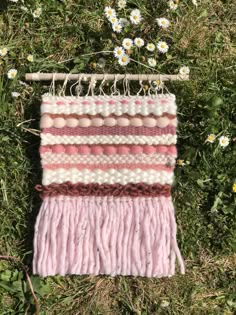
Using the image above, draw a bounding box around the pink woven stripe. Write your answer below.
[40,144,177,155]
[41,152,176,166]
[42,126,176,136]
[43,163,174,171]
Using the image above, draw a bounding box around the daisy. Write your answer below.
[112,22,122,33]
[148,58,157,67]
[156,18,170,29]
[146,43,155,52]
[206,134,216,143]
[168,1,178,10]
[104,6,116,19]
[153,79,164,90]
[177,159,185,166]
[27,54,34,62]
[108,16,118,24]
[118,0,127,9]
[11,92,20,98]
[219,136,230,147]
[0,47,8,57]
[119,18,130,27]
[32,8,42,18]
[122,38,133,50]
[130,9,142,25]
[114,46,125,58]
[7,69,17,79]
[179,66,190,77]
[134,37,144,48]
[118,54,130,66]
[157,41,169,53]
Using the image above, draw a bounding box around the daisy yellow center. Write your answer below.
[133,15,138,20]
[121,56,127,62]
[117,50,122,55]
[161,44,166,48]
[115,25,120,30]
[126,42,130,46]
[108,10,113,15]
[233,183,236,192]
[155,80,161,85]
[221,139,227,144]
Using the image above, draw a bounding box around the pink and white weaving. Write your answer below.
[33,94,185,277]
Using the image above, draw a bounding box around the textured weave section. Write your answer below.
[33,94,185,277]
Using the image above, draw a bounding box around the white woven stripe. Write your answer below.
[42,169,174,185]
[41,152,177,165]
[41,134,177,145]
[41,103,176,116]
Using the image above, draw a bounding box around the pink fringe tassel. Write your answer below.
[33,196,185,277]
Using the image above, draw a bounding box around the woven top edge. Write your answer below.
[42,94,176,101]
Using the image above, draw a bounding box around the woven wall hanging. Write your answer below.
[28,73,186,277]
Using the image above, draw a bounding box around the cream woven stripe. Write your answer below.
[41,134,177,145]
[42,169,174,185]
[41,152,177,166]
[41,103,176,116]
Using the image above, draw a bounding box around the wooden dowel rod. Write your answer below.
[25,73,189,81]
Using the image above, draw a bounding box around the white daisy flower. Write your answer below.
[205,134,216,143]
[146,43,155,52]
[134,37,144,48]
[7,69,17,79]
[118,54,130,66]
[219,136,230,147]
[27,54,34,62]
[122,38,133,50]
[130,9,142,25]
[104,6,116,19]
[179,66,190,78]
[0,47,8,57]
[153,79,164,90]
[108,16,118,24]
[118,0,127,9]
[119,18,130,27]
[32,8,42,18]
[148,58,157,67]
[168,1,178,10]
[21,6,28,12]
[11,92,20,98]
[157,41,169,53]
[156,18,170,29]
[112,22,122,33]
[114,46,125,58]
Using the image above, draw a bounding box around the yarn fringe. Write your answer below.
[33,196,185,277]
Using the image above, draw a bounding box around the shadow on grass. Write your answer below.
[21,94,42,272]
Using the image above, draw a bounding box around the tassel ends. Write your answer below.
[33,196,185,277]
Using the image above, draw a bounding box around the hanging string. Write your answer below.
[59,73,70,97]
[99,74,108,96]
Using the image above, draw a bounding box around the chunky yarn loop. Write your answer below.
[33,94,185,277]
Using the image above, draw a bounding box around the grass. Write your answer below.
[0,0,235,314]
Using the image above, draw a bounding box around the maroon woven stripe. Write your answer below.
[36,182,171,198]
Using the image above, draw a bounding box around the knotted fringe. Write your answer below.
[33,196,185,277]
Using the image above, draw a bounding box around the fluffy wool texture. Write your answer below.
[33,94,185,277]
